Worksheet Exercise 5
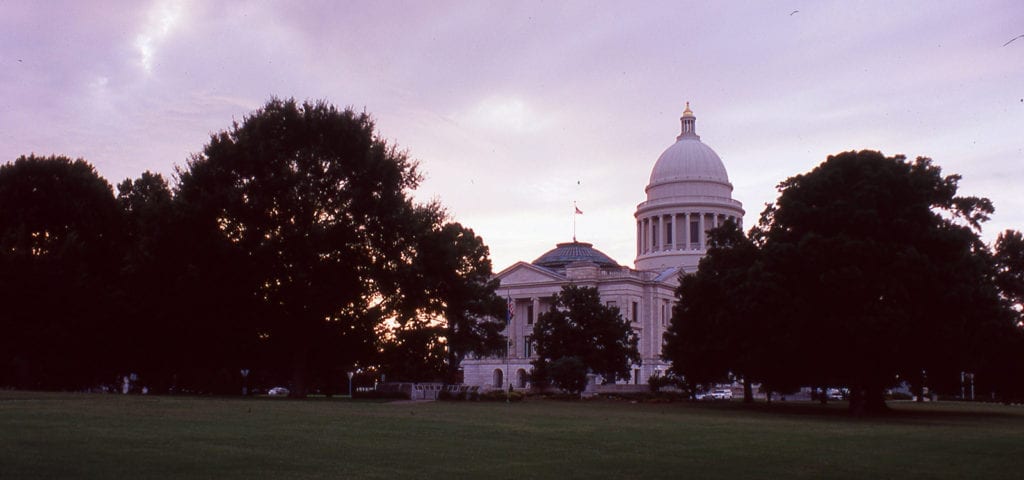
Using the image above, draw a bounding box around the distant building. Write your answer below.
[461,104,744,390]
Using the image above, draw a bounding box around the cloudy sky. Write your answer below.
[3,0,1022,270]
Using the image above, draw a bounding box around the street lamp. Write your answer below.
[347,371,355,399]
[240,369,250,396]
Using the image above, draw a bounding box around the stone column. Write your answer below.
[652,216,659,252]
[698,212,705,250]
[674,213,681,250]
[683,212,690,250]
[641,218,648,253]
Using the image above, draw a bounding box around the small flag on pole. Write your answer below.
[574,203,583,215]
[507,297,515,323]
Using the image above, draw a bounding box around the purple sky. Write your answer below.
[3,0,1022,270]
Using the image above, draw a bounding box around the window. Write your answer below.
[525,341,532,357]
[651,224,659,249]
[665,221,673,245]
[632,301,639,323]
[527,304,534,325]
[690,220,699,244]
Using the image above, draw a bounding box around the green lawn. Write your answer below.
[2,391,1023,479]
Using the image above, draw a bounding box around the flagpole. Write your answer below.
[572,201,583,242]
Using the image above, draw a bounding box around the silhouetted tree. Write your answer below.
[663,221,800,402]
[530,285,639,391]
[975,229,1024,401]
[175,98,433,397]
[758,150,1006,413]
[0,155,122,388]
[382,220,505,382]
[667,151,1022,413]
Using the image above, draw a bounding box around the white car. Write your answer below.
[696,388,733,400]
[268,387,290,397]
[710,389,733,400]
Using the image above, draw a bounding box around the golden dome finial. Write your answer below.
[683,101,693,116]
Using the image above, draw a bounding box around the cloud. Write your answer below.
[453,96,557,135]
[135,0,186,74]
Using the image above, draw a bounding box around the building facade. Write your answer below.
[461,104,743,390]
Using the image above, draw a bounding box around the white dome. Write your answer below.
[648,138,730,187]
[644,106,733,200]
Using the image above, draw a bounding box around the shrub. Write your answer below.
[549,356,588,395]
[479,390,525,402]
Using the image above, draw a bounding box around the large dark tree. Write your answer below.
[175,98,426,397]
[0,155,122,389]
[976,229,1024,401]
[666,150,1021,413]
[530,285,639,392]
[663,221,800,402]
[762,151,1008,413]
[994,230,1024,312]
[381,220,505,382]
[116,171,257,394]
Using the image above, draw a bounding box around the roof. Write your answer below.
[531,241,620,270]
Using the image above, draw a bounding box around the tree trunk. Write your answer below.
[289,347,310,398]
[848,385,864,416]
[743,378,753,404]
[848,383,889,415]
[864,383,888,413]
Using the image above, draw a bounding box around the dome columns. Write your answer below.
[635,211,743,257]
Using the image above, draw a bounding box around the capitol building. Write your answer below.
[461,104,744,390]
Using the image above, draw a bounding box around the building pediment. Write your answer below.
[494,261,565,285]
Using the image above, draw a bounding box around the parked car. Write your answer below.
[710,389,733,400]
[696,388,733,400]
[268,386,290,397]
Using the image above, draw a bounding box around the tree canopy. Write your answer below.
[0,155,122,388]
[175,98,446,396]
[0,98,506,395]
[530,285,639,393]
[381,220,506,382]
[664,150,1023,413]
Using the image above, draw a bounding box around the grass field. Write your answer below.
[2,391,1023,479]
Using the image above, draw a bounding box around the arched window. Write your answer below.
[517,369,527,388]
[493,369,503,388]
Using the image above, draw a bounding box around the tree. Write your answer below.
[175,98,426,397]
[666,150,1021,413]
[994,230,1024,313]
[662,221,799,402]
[976,229,1024,401]
[547,356,588,395]
[759,150,1007,413]
[0,155,122,388]
[530,285,639,392]
[382,220,506,382]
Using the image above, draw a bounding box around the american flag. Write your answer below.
[507,298,515,322]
